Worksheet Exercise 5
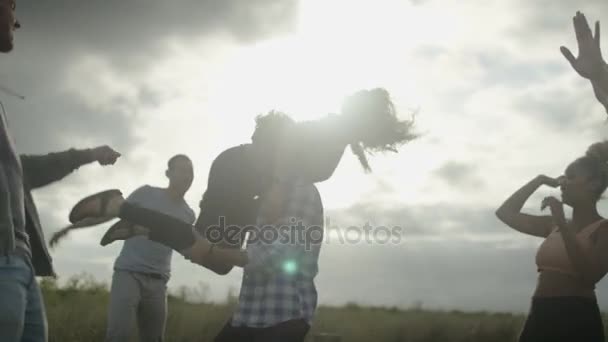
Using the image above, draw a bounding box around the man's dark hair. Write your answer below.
[252,110,295,144]
[167,154,191,170]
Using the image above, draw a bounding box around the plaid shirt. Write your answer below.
[231,180,324,328]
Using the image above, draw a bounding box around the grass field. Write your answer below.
[40,274,603,342]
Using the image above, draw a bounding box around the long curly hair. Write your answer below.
[340,88,418,171]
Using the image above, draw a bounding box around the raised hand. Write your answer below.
[537,175,564,188]
[561,11,605,80]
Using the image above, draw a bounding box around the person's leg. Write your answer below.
[71,192,196,250]
[118,203,196,250]
[255,320,310,342]
[0,255,32,342]
[520,297,605,342]
[136,275,167,342]
[105,270,142,342]
[20,276,48,342]
[518,297,554,342]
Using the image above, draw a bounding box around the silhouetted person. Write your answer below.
[496,141,608,342]
[105,155,195,342]
[0,2,121,340]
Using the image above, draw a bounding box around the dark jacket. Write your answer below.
[20,149,94,277]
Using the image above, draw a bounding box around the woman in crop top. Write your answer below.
[496,141,608,342]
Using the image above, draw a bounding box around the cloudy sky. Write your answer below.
[3,0,608,313]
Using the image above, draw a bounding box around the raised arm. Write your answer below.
[591,80,608,114]
[495,175,560,238]
[561,11,608,113]
[194,147,255,275]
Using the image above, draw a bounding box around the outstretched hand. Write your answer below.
[561,11,605,80]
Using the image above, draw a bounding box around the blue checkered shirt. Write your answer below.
[231,181,324,328]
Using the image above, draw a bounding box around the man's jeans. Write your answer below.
[0,254,47,342]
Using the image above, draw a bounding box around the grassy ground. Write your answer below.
[39,274,600,342]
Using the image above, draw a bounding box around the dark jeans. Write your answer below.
[519,296,605,342]
[214,319,310,342]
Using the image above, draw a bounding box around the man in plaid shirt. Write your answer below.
[88,111,343,340]
[219,179,324,340]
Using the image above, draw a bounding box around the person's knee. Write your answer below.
[0,281,27,339]
[137,305,166,341]
[106,305,136,341]
[0,306,25,339]
[105,323,133,342]
[137,315,165,342]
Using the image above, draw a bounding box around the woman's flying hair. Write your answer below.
[340,88,418,171]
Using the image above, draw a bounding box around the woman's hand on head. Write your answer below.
[537,175,564,188]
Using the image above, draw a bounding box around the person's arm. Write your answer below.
[187,231,312,275]
[495,175,560,237]
[589,226,608,282]
[0,165,13,242]
[193,149,250,275]
[560,12,608,112]
[591,78,608,114]
[21,146,120,189]
[204,245,248,268]
[189,183,322,278]
[180,231,247,267]
[543,197,599,285]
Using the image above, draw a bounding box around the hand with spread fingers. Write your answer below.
[561,11,605,80]
[561,11,608,114]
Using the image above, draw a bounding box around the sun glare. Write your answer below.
[189,0,455,208]
[205,0,430,123]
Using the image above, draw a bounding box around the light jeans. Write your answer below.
[105,270,168,342]
[0,254,47,342]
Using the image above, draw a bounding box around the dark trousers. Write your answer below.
[519,296,605,342]
[214,319,310,342]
